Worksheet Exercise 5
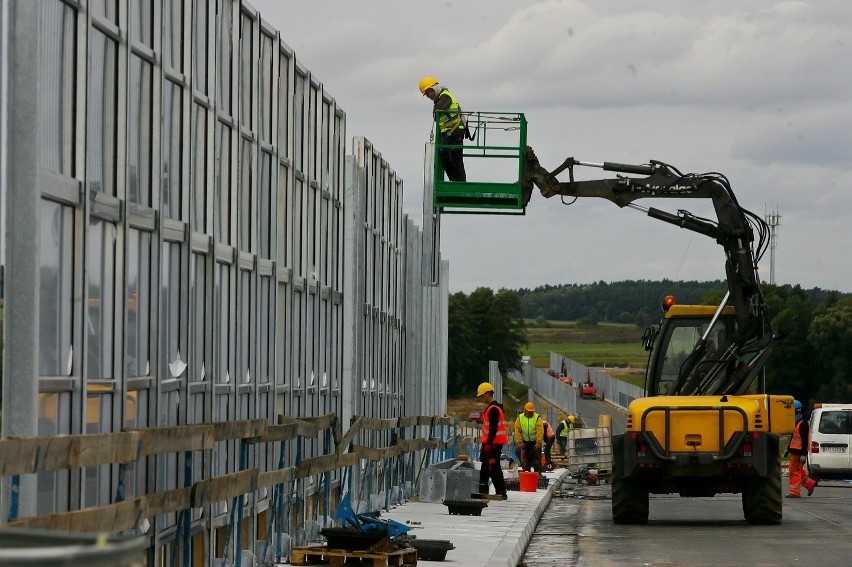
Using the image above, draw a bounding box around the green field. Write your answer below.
[523,319,648,374]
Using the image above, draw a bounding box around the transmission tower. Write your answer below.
[765,205,783,285]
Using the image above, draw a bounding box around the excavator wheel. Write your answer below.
[741,461,783,525]
[611,476,649,524]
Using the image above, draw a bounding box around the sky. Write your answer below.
[250,0,852,294]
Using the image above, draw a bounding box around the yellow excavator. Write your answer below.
[522,149,795,525]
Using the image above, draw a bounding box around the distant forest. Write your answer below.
[517,280,847,326]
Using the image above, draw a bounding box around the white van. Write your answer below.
[808,403,852,480]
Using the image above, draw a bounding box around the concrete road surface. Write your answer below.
[523,478,852,566]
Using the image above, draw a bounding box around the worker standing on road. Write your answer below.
[418,76,466,182]
[514,402,544,473]
[785,399,817,498]
[475,382,508,500]
[555,415,575,454]
[541,419,556,470]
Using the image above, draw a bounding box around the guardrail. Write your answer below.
[0,414,482,566]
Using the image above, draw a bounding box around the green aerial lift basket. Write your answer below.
[433,111,527,214]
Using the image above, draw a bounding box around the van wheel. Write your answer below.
[742,468,782,524]
[612,476,649,524]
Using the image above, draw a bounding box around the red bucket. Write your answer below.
[519,471,538,492]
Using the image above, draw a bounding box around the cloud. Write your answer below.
[250,0,852,293]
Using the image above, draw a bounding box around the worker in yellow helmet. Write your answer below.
[418,76,467,182]
[514,401,544,473]
[555,415,575,454]
[475,382,508,500]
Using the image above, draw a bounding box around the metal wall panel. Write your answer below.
[1,1,448,563]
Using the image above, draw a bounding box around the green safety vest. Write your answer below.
[435,88,463,134]
[518,412,540,442]
[559,420,572,438]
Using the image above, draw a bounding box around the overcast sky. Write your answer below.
[251,0,852,294]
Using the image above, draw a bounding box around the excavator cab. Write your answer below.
[646,302,739,396]
[432,111,528,214]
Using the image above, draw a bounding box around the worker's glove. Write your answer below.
[534,443,542,453]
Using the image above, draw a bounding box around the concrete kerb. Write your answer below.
[487,469,572,567]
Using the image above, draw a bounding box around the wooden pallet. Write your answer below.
[290,544,417,567]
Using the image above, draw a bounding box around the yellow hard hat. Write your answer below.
[419,76,438,95]
[524,402,536,412]
[568,415,575,423]
[476,382,494,397]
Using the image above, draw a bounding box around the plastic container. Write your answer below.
[0,528,147,566]
[519,471,539,492]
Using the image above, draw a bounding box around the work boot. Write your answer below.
[784,493,800,498]
[808,479,818,496]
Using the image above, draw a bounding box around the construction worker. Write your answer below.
[514,402,544,473]
[785,399,817,498]
[418,76,466,182]
[541,419,556,470]
[475,382,508,500]
[554,415,575,454]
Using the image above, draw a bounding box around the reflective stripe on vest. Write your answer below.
[481,404,509,445]
[789,419,805,451]
[436,88,463,133]
[518,413,540,441]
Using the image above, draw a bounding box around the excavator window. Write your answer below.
[649,313,737,396]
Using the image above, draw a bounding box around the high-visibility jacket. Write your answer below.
[434,88,463,134]
[481,402,508,445]
[515,412,543,443]
[558,419,573,438]
[542,420,556,439]
[788,418,809,455]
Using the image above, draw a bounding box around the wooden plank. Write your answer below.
[134,424,215,456]
[295,454,338,478]
[212,419,267,441]
[145,486,193,516]
[397,415,437,427]
[73,431,141,468]
[290,545,417,567]
[335,416,362,450]
[298,413,337,431]
[0,432,141,475]
[336,451,360,468]
[275,415,321,438]
[257,422,298,443]
[358,416,399,431]
[192,468,258,506]
[257,466,296,488]
[351,444,401,462]
[8,497,146,533]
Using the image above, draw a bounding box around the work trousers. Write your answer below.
[520,441,543,473]
[438,130,466,182]
[478,443,507,496]
[788,453,816,496]
[543,436,555,463]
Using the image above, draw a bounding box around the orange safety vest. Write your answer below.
[481,403,509,445]
[789,419,805,451]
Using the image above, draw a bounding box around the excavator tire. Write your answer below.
[741,463,783,525]
[611,476,649,524]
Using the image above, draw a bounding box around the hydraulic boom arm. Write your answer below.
[522,147,781,395]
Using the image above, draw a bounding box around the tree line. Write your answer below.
[448,281,852,407]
